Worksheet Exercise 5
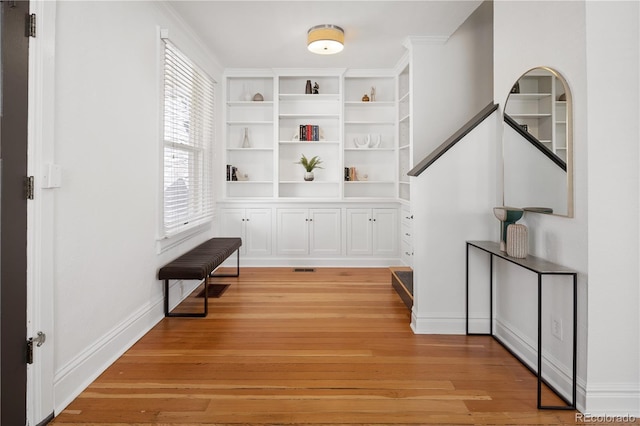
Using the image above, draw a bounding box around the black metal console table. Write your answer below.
[465,240,577,410]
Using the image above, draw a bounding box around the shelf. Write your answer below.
[227,147,273,151]
[345,180,394,184]
[399,114,410,123]
[279,180,340,184]
[279,140,340,145]
[226,180,273,184]
[344,120,395,125]
[398,144,410,150]
[344,148,394,152]
[227,101,274,106]
[279,94,340,101]
[344,101,395,106]
[398,92,410,103]
[279,114,340,119]
[227,121,273,125]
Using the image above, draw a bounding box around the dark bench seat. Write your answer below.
[158,237,242,317]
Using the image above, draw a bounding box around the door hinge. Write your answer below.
[26,176,35,200]
[26,332,46,365]
[27,13,36,38]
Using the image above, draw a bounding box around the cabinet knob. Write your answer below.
[241,218,245,221]
[368,218,372,221]
[405,251,411,256]
[246,218,250,221]
[405,233,410,236]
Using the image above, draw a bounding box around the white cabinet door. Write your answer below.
[219,208,272,256]
[372,208,398,256]
[346,208,373,256]
[276,209,308,255]
[309,208,341,256]
[245,208,272,256]
[218,208,246,254]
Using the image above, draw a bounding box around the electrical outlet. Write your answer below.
[551,316,563,341]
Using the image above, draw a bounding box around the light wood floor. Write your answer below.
[51,267,580,425]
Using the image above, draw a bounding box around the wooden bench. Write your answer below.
[158,237,242,317]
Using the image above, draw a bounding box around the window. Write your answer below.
[162,40,215,236]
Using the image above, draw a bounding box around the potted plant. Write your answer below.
[296,154,323,181]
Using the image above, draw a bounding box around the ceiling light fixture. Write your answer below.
[307,24,344,55]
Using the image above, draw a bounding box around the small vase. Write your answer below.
[304,172,314,181]
[242,84,252,101]
[305,80,312,94]
[241,127,250,148]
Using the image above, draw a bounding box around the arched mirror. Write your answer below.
[503,67,573,217]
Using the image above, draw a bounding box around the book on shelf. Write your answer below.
[226,164,238,181]
[299,124,320,141]
[344,166,357,181]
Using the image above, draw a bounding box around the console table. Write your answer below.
[465,240,577,410]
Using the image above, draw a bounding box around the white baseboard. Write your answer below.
[221,256,402,268]
[584,384,640,417]
[53,279,200,415]
[410,311,466,334]
[494,318,586,410]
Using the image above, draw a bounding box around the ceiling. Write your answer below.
[166,1,483,70]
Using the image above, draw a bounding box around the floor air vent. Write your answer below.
[293,268,316,272]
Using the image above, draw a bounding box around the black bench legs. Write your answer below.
[164,278,209,318]
[210,248,240,278]
[163,247,241,318]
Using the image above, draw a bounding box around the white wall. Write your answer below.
[584,0,640,416]
[494,0,639,415]
[411,114,498,333]
[49,1,222,413]
[410,1,494,163]
[408,1,496,333]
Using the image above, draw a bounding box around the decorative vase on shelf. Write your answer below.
[242,84,252,101]
[506,224,528,258]
[305,80,312,94]
[493,206,524,252]
[241,127,250,148]
[304,172,314,181]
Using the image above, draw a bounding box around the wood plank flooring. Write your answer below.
[51,267,580,425]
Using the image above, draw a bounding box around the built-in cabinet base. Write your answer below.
[216,201,407,267]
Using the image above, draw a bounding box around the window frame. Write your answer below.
[160,37,216,243]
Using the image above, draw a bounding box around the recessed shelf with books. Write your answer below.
[343,73,396,199]
[277,74,342,199]
[225,75,275,198]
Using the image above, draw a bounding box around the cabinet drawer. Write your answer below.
[401,240,413,266]
[401,224,412,244]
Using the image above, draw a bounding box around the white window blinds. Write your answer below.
[162,40,215,236]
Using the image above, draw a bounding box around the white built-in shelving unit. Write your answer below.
[224,74,275,198]
[221,68,414,267]
[343,71,396,199]
[397,60,411,202]
[277,73,342,199]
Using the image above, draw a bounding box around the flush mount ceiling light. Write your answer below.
[307,24,344,55]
